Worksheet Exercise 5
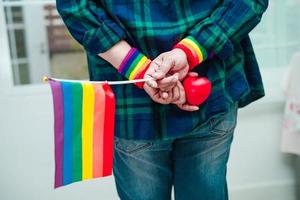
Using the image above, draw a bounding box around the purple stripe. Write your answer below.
[118,48,137,73]
[49,80,64,188]
[120,50,140,76]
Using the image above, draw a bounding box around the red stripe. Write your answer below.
[134,61,151,89]
[102,83,116,176]
[174,43,199,70]
[92,84,106,178]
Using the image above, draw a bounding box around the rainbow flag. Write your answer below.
[48,78,115,188]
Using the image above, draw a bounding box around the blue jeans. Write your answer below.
[113,103,238,200]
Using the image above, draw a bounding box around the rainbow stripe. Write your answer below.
[48,79,115,188]
[174,36,208,70]
[118,48,151,88]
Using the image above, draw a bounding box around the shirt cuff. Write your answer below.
[173,36,209,70]
[188,17,234,60]
[82,22,126,55]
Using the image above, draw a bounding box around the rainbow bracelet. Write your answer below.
[173,36,209,70]
[118,48,151,89]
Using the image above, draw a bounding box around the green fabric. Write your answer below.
[71,83,82,181]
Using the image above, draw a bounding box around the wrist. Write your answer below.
[173,36,208,71]
[118,47,151,89]
[99,40,131,68]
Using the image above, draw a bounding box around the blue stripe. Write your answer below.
[120,50,139,75]
[61,82,73,185]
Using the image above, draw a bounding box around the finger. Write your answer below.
[152,57,175,79]
[157,93,172,104]
[156,73,178,90]
[159,90,169,99]
[151,57,163,68]
[144,59,163,88]
[144,83,166,103]
[144,66,158,88]
[144,69,158,88]
[177,103,199,112]
[144,74,158,88]
[176,81,186,105]
[144,83,159,98]
[171,85,180,104]
[144,84,171,105]
[187,71,198,77]
[163,90,174,104]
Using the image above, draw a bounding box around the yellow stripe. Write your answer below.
[138,59,151,75]
[184,38,204,62]
[129,56,148,80]
[180,40,200,63]
[81,83,94,180]
[181,39,203,63]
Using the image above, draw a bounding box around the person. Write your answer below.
[56,0,268,199]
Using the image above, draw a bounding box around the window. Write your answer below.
[3,0,88,86]
[1,0,300,86]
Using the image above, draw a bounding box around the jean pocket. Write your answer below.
[114,137,153,155]
[209,104,238,135]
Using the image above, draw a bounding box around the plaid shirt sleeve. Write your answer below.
[56,0,126,55]
[188,0,268,60]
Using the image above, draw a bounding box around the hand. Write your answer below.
[174,72,199,112]
[143,80,178,105]
[145,48,189,90]
[143,72,199,112]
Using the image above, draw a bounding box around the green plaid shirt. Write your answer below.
[56,0,267,141]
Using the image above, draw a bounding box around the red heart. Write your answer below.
[183,75,212,106]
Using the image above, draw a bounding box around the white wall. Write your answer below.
[228,102,297,200]
[0,88,119,200]
[0,85,297,200]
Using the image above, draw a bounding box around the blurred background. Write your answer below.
[0,0,300,199]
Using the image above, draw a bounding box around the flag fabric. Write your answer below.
[48,78,116,188]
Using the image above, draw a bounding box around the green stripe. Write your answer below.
[116,107,152,115]
[187,36,208,61]
[71,83,83,182]
[198,43,208,60]
[159,106,168,138]
[116,97,152,105]
[125,54,143,78]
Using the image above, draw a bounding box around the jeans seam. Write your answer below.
[115,142,153,155]
[209,108,238,135]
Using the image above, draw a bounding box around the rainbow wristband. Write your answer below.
[173,36,208,70]
[118,48,151,89]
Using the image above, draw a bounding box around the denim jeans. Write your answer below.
[113,103,238,200]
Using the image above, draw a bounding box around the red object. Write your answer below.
[183,75,212,106]
[173,43,199,70]
[102,83,116,176]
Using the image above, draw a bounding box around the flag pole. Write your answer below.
[42,76,154,85]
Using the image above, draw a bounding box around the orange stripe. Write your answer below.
[92,84,106,178]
